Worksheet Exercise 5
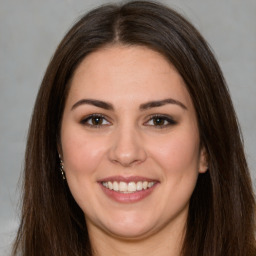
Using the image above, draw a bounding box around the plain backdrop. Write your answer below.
[0,0,255,255]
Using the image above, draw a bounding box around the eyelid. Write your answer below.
[144,114,177,128]
[80,113,112,127]
[79,113,177,128]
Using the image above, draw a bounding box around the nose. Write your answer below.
[108,125,147,167]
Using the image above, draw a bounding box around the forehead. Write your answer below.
[66,45,193,109]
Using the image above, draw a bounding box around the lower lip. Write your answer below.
[99,183,158,203]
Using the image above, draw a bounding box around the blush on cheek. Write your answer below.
[157,137,199,166]
[63,139,107,180]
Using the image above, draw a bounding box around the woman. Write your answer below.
[12,1,256,255]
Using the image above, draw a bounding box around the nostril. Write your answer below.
[108,145,147,167]
[107,128,147,166]
[110,157,142,167]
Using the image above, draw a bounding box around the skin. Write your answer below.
[60,45,208,256]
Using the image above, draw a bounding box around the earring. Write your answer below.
[59,155,66,180]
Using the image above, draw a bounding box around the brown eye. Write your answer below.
[80,114,111,127]
[91,116,104,125]
[153,117,166,126]
[145,115,177,128]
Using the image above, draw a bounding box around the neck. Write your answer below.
[87,218,186,256]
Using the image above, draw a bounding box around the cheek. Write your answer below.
[141,129,200,224]
[60,128,108,213]
[148,126,201,188]
[153,133,200,170]
[61,128,106,179]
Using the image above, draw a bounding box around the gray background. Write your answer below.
[0,0,255,255]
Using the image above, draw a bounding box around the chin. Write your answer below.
[105,224,155,240]
[96,212,160,240]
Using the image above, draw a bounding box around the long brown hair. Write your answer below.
[13,1,255,255]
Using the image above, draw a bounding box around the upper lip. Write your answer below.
[98,176,158,183]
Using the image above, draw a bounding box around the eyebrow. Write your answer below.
[71,99,114,111]
[139,98,187,110]
[71,98,187,111]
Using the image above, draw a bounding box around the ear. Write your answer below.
[199,146,208,173]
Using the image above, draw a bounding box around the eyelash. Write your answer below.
[80,114,110,128]
[80,114,177,128]
[145,114,177,128]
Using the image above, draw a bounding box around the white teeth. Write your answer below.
[102,180,155,193]
[136,181,143,191]
[142,181,148,190]
[148,182,154,188]
[127,182,136,192]
[108,181,113,190]
[113,181,119,191]
[102,182,108,188]
[119,181,127,192]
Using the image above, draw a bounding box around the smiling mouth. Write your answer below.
[101,181,156,193]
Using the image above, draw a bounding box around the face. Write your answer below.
[60,45,207,240]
